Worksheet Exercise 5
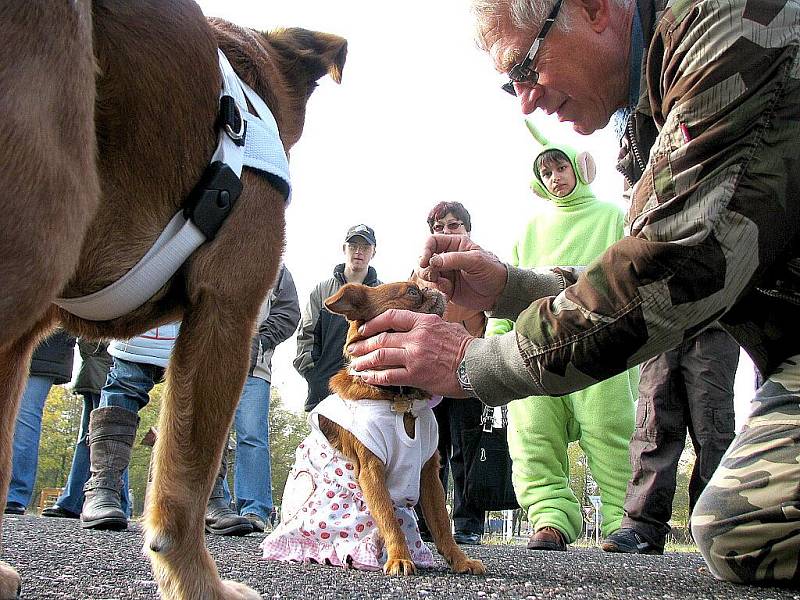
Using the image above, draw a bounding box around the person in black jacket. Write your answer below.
[293,225,380,412]
[4,330,75,514]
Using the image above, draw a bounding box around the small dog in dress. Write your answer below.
[262,281,486,576]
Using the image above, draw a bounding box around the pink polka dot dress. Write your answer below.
[261,394,439,571]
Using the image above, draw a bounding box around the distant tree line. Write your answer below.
[32,385,309,516]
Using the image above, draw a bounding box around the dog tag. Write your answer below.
[391,398,412,413]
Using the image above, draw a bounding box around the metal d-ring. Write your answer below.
[224,103,246,142]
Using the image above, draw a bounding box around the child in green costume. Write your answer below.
[487,121,637,551]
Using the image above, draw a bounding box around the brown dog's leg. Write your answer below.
[143,303,260,600]
[0,1,99,343]
[353,443,418,576]
[0,313,57,598]
[419,452,486,574]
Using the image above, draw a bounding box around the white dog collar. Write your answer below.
[55,50,290,321]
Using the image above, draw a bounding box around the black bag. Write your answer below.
[462,405,519,511]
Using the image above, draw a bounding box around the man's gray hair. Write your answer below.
[472,0,633,50]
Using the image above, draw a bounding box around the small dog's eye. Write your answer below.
[407,287,420,298]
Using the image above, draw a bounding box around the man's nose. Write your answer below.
[516,83,545,115]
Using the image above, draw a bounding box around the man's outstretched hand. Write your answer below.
[347,309,476,398]
[416,234,507,311]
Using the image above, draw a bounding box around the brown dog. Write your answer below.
[263,282,485,576]
[0,2,345,599]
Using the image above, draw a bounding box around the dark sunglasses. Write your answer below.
[501,0,563,96]
[432,221,464,233]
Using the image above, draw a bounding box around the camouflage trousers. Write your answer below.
[692,354,800,584]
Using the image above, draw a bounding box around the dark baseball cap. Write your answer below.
[344,224,376,246]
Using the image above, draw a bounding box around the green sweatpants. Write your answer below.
[507,369,637,542]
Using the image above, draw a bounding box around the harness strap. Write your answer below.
[55,50,290,321]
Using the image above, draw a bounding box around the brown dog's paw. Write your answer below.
[451,557,486,575]
[383,558,416,576]
[0,561,21,599]
[220,579,261,599]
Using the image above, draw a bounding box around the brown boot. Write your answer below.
[527,526,567,551]
[80,406,138,531]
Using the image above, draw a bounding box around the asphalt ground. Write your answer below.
[3,514,799,599]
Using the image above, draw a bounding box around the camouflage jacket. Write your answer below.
[469,0,800,405]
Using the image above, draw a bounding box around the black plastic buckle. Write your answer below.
[184,161,243,240]
[218,95,246,146]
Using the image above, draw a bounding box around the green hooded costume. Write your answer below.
[487,121,637,543]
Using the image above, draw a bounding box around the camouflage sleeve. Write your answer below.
[469,0,800,404]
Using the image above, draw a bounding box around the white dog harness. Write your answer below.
[54,50,291,321]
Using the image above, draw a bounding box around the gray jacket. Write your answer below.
[250,266,300,383]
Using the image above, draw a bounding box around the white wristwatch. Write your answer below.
[456,357,474,395]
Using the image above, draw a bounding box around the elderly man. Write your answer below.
[348,0,800,586]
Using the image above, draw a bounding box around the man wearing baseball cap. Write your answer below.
[294,224,380,411]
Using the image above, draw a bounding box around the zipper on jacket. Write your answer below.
[628,117,646,178]
[616,117,646,188]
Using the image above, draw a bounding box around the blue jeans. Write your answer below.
[7,375,54,509]
[100,357,163,413]
[227,376,272,520]
[55,391,130,516]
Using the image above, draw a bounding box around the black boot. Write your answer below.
[205,450,253,536]
[80,406,138,531]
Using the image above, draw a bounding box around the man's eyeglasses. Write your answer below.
[347,242,372,252]
[501,0,563,96]
[432,221,464,233]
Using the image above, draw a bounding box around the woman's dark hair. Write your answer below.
[426,201,472,233]
[534,148,571,180]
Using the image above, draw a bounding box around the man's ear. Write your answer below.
[325,284,370,321]
[574,0,611,32]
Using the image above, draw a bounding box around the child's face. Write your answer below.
[538,158,577,197]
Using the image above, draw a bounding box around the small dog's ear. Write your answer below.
[325,283,371,321]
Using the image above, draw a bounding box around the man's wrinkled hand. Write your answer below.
[347,308,475,398]
[418,234,507,311]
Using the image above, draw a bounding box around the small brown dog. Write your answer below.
[262,282,485,576]
[0,2,345,599]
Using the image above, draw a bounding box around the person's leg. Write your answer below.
[613,348,688,551]
[692,355,800,585]
[449,397,486,540]
[575,369,636,538]
[81,359,156,529]
[508,395,582,545]
[45,390,130,517]
[233,376,272,523]
[682,329,739,514]
[205,442,253,536]
[47,392,96,516]
[415,399,450,539]
[98,359,157,413]
[6,375,55,511]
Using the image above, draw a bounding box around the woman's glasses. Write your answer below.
[433,221,464,233]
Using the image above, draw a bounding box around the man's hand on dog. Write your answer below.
[416,234,507,311]
[348,310,474,398]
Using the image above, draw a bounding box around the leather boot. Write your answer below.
[204,449,253,536]
[80,406,138,530]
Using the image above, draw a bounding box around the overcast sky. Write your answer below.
[194,0,755,425]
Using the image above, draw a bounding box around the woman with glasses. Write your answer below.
[412,202,487,546]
